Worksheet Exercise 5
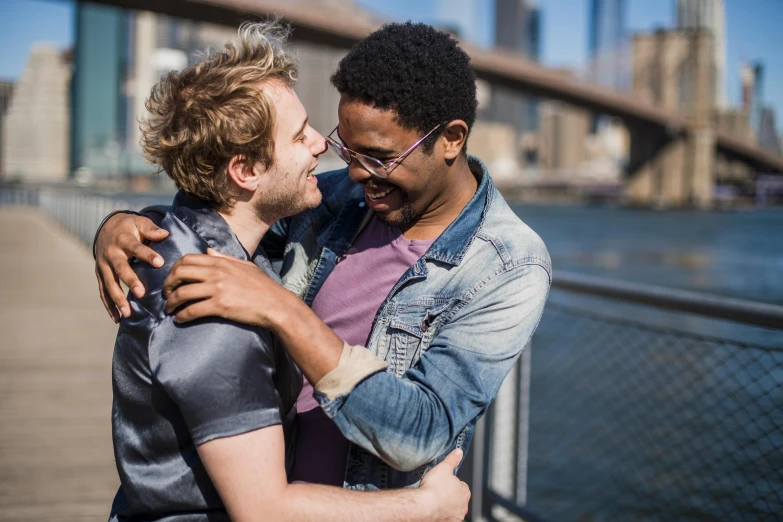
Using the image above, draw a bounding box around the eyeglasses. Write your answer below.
[325,121,447,179]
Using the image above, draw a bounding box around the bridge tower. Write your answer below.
[626,29,715,208]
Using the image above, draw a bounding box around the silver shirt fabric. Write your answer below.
[108,191,301,521]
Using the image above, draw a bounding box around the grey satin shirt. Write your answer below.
[109,191,301,521]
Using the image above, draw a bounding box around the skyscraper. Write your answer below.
[488,0,542,137]
[71,1,128,176]
[676,0,726,107]
[757,107,782,157]
[587,0,627,90]
[3,45,70,181]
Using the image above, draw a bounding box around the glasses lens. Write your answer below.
[357,155,388,178]
[325,139,351,164]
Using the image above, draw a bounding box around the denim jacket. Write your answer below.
[262,155,551,490]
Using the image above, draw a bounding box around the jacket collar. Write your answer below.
[171,190,249,261]
[424,154,493,266]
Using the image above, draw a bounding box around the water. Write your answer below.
[510,203,783,306]
[506,204,783,521]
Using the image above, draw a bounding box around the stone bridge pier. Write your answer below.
[624,27,716,209]
[625,124,715,209]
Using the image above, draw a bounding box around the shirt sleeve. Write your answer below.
[150,315,282,445]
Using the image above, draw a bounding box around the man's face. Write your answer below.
[253,81,326,219]
[336,95,448,228]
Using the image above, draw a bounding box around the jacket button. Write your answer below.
[359,201,366,207]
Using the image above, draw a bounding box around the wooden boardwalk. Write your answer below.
[0,208,119,521]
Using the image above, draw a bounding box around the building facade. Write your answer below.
[587,0,627,90]
[2,45,70,181]
[0,81,15,178]
[486,0,541,138]
[676,0,726,107]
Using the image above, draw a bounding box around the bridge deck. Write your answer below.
[0,208,119,520]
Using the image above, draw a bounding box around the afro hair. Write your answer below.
[331,22,478,153]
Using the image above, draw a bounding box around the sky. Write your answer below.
[0,0,781,132]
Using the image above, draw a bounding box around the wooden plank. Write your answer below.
[0,208,119,521]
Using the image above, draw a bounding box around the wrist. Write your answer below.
[259,287,299,332]
[93,210,139,259]
[413,488,439,521]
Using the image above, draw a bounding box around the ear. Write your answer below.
[227,155,261,192]
[442,120,469,160]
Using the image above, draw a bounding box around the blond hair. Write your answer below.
[140,21,298,208]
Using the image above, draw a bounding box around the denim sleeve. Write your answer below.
[315,263,551,471]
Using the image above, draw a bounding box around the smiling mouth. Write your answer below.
[365,186,397,201]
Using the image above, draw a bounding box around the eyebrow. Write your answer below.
[335,128,397,157]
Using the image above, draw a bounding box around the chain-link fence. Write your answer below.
[479,285,783,522]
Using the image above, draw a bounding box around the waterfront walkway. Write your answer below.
[0,208,119,520]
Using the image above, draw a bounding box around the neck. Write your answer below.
[218,202,272,256]
[401,155,478,240]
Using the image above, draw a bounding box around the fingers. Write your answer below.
[206,248,231,259]
[164,282,217,314]
[162,264,216,297]
[117,229,164,269]
[98,260,131,318]
[96,266,120,323]
[110,252,146,298]
[173,299,216,324]
[130,242,165,269]
[442,448,464,471]
[135,216,169,243]
[135,218,167,269]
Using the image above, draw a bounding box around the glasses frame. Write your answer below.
[325,121,448,179]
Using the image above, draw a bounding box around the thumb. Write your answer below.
[442,448,464,470]
[206,248,232,259]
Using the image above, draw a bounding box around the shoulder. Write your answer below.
[471,188,551,280]
[130,212,208,317]
[150,315,275,384]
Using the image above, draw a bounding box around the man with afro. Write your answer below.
[95,21,551,493]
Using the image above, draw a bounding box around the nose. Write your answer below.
[310,128,328,157]
[348,161,373,183]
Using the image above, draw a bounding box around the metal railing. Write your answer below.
[471,272,783,522]
[0,183,171,246]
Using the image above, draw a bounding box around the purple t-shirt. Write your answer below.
[290,216,435,485]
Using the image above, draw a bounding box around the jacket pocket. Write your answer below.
[388,300,454,375]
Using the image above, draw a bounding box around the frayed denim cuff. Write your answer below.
[314,342,387,416]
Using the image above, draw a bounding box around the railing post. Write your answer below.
[516,340,532,504]
[457,414,484,521]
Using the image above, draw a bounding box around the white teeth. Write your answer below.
[367,188,394,201]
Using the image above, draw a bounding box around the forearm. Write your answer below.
[278,483,434,522]
[267,290,344,384]
[200,424,457,522]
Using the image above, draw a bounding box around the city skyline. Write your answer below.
[1,0,782,135]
